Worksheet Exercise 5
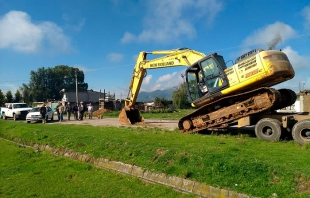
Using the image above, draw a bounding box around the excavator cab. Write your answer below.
[185,53,229,103]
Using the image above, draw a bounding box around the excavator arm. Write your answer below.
[120,48,206,124]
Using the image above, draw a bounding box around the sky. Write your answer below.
[0,0,310,100]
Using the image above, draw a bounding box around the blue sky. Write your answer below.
[0,0,310,100]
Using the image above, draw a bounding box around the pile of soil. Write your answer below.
[92,109,111,117]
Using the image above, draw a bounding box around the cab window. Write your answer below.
[201,58,220,77]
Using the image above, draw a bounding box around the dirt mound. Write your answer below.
[93,109,111,116]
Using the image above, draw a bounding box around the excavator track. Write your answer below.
[178,87,288,133]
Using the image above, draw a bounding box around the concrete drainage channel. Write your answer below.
[1,137,257,198]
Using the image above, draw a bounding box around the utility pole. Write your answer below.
[75,70,79,103]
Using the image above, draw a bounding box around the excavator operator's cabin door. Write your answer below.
[185,53,229,102]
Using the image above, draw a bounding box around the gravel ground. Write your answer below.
[51,117,179,131]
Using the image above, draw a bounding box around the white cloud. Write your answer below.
[121,0,223,44]
[0,83,19,95]
[156,72,178,83]
[282,46,310,70]
[40,21,72,53]
[121,32,136,43]
[142,69,185,91]
[73,64,97,72]
[0,10,71,53]
[273,76,310,93]
[272,46,310,92]
[302,6,310,30]
[242,22,296,49]
[231,21,298,60]
[143,75,152,85]
[107,53,124,62]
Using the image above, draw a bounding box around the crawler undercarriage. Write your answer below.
[178,87,296,133]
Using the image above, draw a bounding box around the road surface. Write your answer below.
[52,117,179,131]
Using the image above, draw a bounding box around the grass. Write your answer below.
[0,138,195,198]
[1,119,310,197]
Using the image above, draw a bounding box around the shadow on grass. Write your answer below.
[198,126,256,138]
[198,125,294,141]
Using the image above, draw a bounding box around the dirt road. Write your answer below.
[54,117,179,131]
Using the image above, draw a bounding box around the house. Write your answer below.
[61,89,121,111]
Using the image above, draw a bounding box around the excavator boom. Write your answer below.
[119,48,206,124]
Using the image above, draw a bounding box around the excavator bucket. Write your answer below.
[119,107,144,125]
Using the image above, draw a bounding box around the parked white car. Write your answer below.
[26,106,54,123]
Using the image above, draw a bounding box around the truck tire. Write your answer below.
[292,119,310,144]
[255,118,282,141]
[3,113,7,120]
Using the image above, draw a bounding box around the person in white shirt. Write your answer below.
[88,103,93,119]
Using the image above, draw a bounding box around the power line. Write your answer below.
[205,33,310,53]
[0,80,28,83]
[2,34,309,76]
[92,33,310,71]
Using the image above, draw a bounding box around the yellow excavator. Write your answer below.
[119,48,310,143]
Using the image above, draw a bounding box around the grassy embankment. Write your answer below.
[0,138,194,198]
[1,112,310,197]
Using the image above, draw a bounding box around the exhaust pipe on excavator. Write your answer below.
[119,106,144,125]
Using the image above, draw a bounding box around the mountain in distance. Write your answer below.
[137,88,175,102]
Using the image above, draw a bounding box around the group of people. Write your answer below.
[56,101,94,121]
[39,101,94,123]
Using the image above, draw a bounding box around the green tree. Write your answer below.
[154,97,169,109]
[27,65,88,102]
[172,82,188,109]
[0,89,5,106]
[14,90,22,103]
[20,83,32,103]
[5,91,13,103]
[154,97,161,107]
[160,98,169,109]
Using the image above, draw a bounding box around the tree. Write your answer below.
[20,83,32,103]
[14,90,22,103]
[154,97,169,109]
[160,98,169,109]
[5,91,13,103]
[154,97,161,107]
[27,65,88,102]
[172,82,188,109]
[0,89,5,106]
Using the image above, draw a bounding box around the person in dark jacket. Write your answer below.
[66,102,72,120]
[39,103,47,124]
[73,103,78,120]
[55,102,61,120]
[79,101,85,120]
